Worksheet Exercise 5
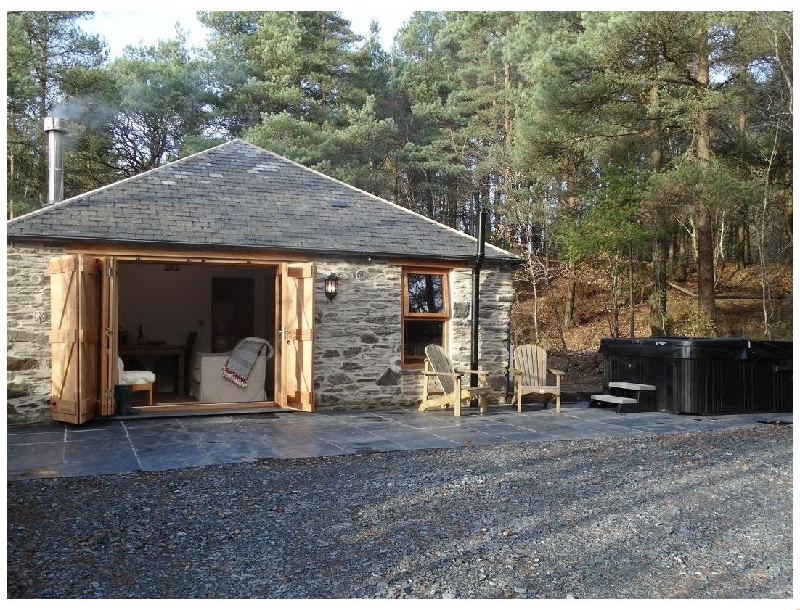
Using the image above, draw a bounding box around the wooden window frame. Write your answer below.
[401,267,450,368]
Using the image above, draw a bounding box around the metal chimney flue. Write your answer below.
[43,116,67,205]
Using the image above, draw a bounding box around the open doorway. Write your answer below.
[116,261,276,407]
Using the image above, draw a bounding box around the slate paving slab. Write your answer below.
[203,444,281,463]
[546,427,613,440]
[66,426,130,441]
[6,427,65,446]
[460,422,532,437]
[430,428,506,445]
[58,452,141,478]
[7,442,66,474]
[134,441,218,470]
[125,429,197,446]
[488,430,559,443]
[386,435,461,450]
[334,440,410,454]
[314,426,388,441]
[590,424,646,435]
[265,441,347,459]
[63,438,134,459]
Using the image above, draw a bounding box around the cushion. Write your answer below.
[117,356,155,385]
[119,370,156,385]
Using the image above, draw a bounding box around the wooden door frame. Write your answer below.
[274,268,286,407]
[99,256,118,416]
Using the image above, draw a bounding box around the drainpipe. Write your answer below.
[43,117,67,205]
[470,207,487,409]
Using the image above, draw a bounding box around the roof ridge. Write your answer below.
[240,140,516,258]
[7,139,238,226]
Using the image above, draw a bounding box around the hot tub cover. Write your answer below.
[600,337,792,360]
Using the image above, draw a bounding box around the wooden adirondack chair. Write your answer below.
[419,344,492,416]
[512,344,566,413]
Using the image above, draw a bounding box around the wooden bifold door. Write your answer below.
[275,262,315,411]
[49,254,117,424]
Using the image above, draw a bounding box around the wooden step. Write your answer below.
[608,381,656,391]
[606,382,657,411]
[589,393,656,413]
[590,394,638,405]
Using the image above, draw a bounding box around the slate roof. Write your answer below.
[7,140,521,265]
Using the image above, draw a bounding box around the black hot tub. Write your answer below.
[599,337,792,414]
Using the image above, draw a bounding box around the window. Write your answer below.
[402,269,450,366]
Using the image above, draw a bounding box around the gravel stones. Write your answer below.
[7,425,792,599]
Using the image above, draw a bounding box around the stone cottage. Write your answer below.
[7,139,521,425]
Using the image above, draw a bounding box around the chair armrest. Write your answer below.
[422,371,464,378]
[550,368,565,390]
[457,369,490,385]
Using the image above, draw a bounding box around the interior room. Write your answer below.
[116,261,277,407]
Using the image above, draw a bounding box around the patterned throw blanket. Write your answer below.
[222,337,274,387]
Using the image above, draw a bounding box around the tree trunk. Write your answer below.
[526,255,543,345]
[543,258,567,351]
[647,79,669,336]
[532,270,539,345]
[610,262,620,338]
[503,62,512,146]
[696,207,716,325]
[735,224,747,269]
[628,243,635,337]
[784,194,793,243]
[8,148,15,220]
[759,124,781,338]
[695,25,716,327]
[38,74,49,208]
[650,236,669,335]
[563,261,576,330]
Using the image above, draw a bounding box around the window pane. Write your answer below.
[404,320,444,365]
[407,273,445,314]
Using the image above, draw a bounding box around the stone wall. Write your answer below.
[313,260,515,410]
[313,261,408,409]
[7,243,66,424]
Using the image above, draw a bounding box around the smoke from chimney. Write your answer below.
[43,117,67,205]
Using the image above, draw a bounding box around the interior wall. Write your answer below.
[118,262,274,355]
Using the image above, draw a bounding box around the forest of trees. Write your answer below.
[6,11,793,340]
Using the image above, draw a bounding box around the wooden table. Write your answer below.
[119,344,185,395]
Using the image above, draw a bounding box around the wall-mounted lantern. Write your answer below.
[324,273,339,301]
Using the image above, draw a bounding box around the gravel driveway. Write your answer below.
[7,425,792,599]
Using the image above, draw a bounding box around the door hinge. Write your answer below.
[105,327,114,338]
[106,266,114,277]
[105,388,113,400]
